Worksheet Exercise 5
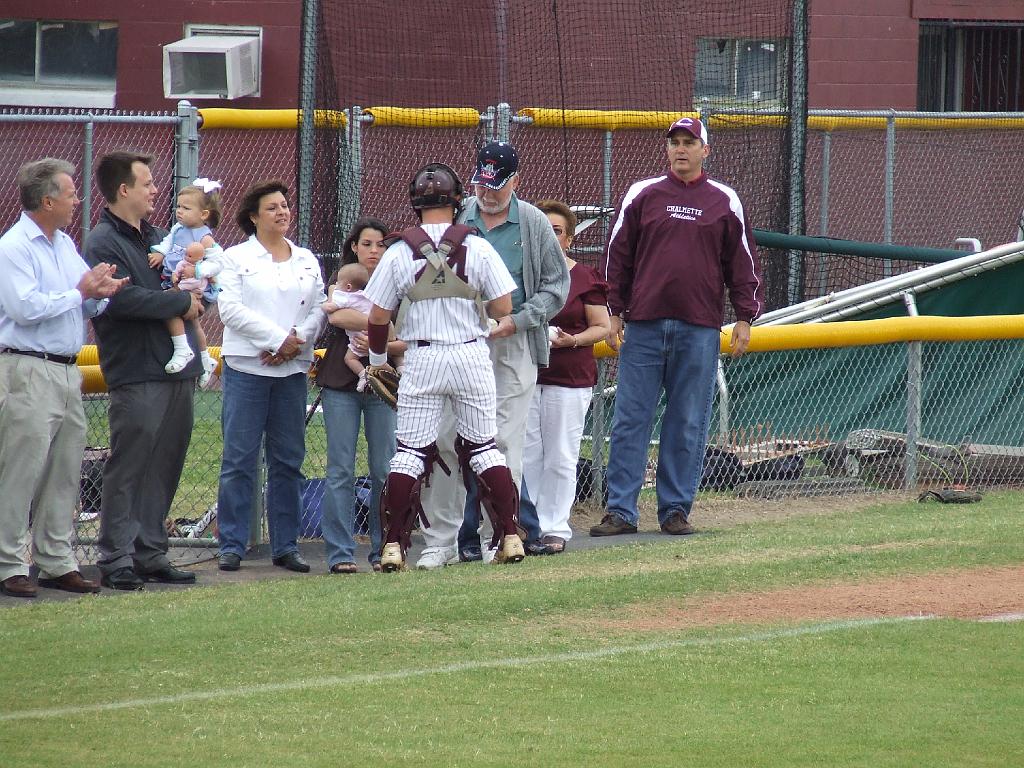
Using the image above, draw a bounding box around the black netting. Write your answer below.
[302,0,804,313]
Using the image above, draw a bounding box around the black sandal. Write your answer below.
[329,562,358,574]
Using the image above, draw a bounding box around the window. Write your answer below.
[0,19,117,107]
[695,37,789,111]
[918,22,1024,111]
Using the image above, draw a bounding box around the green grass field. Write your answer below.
[2,494,1022,766]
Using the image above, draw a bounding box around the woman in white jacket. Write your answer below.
[214,180,326,573]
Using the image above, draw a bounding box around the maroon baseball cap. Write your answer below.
[665,117,709,144]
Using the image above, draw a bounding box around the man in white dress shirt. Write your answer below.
[0,158,126,598]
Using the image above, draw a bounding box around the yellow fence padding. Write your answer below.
[362,107,482,128]
[198,109,348,130]
[518,109,700,131]
[518,108,1024,133]
[723,315,1024,354]
[76,316,1024,393]
[78,346,327,394]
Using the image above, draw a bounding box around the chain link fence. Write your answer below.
[3,105,1024,564]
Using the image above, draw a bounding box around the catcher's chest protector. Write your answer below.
[397,224,489,330]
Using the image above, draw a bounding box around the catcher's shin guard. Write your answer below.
[379,442,451,565]
[477,465,521,545]
[454,435,521,548]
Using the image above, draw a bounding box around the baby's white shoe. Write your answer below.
[165,348,195,374]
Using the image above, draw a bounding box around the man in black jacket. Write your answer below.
[83,151,203,590]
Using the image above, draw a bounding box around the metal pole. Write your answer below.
[787,0,808,305]
[816,130,831,295]
[496,102,512,143]
[902,292,921,490]
[335,108,355,246]
[496,0,508,105]
[352,106,364,219]
[884,110,896,275]
[716,359,730,445]
[589,129,615,486]
[602,130,613,239]
[82,118,94,248]
[296,0,319,248]
[174,100,199,196]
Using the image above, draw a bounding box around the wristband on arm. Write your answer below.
[367,321,389,367]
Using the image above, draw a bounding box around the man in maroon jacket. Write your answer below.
[592,116,763,537]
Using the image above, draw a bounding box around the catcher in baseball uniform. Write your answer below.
[363,163,525,572]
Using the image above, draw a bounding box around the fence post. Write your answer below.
[884,110,896,276]
[296,0,319,248]
[335,108,357,245]
[496,102,512,143]
[902,292,921,489]
[352,105,364,219]
[787,0,809,305]
[174,100,199,196]
[82,117,94,247]
[815,130,831,295]
[586,129,617,489]
[716,360,730,445]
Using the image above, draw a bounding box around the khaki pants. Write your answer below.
[0,354,85,581]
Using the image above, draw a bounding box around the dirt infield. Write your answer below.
[591,565,1024,631]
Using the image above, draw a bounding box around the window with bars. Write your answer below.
[918,21,1024,111]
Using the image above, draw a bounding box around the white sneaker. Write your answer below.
[415,545,457,570]
[482,546,497,565]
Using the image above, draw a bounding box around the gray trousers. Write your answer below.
[97,380,194,575]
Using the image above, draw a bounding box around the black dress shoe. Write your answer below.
[218,553,241,571]
[459,544,483,562]
[140,565,196,584]
[272,551,310,573]
[101,567,144,591]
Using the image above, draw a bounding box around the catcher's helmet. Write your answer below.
[409,163,463,213]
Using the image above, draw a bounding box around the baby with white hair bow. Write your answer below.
[148,177,226,386]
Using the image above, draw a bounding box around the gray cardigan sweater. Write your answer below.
[460,195,569,367]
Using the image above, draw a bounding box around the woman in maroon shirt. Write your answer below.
[521,200,610,553]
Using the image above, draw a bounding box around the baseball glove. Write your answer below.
[365,364,400,410]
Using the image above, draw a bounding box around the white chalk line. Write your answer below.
[0,615,935,723]
[977,612,1024,623]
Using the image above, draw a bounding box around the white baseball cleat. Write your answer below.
[380,543,405,572]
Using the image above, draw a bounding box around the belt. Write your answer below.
[414,339,478,348]
[2,348,78,365]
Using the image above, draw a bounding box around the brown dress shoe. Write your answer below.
[1,575,37,598]
[589,513,638,537]
[38,571,101,594]
[660,513,697,535]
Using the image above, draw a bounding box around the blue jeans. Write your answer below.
[606,319,720,526]
[457,475,541,550]
[320,387,395,567]
[217,364,308,559]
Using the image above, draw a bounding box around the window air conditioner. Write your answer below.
[162,35,260,100]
